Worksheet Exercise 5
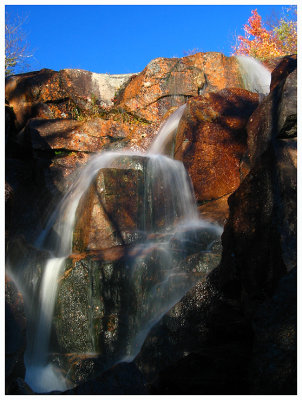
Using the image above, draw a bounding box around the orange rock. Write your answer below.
[117,53,244,123]
[5,68,135,131]
[175,88,259,204]
[5,69,67,130]
[73,155,148,252]
[19,117,156,154]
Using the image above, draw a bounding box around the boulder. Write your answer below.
[134,277,252,394]
[5,158,47,241]
[132,54,297,395]
[213,59,297,393]
[245,68,297,169]
[54,253,130,366]
[5,276,27,393]
[174,88,259,220]
[18,118,119,153]
[14,117,157,199]
[5,68,135,131]
[117,53,245,123]
[63,362,148,395]
[18,116,155,154]
[73,155,148,252]
[249,268,296,394]
[269,54,297,91]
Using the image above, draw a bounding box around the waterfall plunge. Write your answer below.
[149,104,187,155]
[4,89,222,393]
[16,102,222,393]
[236,55,271,96]
[10,55,273,393]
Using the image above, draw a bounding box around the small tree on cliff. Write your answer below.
[5,13,33,76]
[233,7,297,60]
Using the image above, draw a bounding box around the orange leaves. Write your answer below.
[233,8,295,61]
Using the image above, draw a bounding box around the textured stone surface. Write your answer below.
[73,155,147,252]
[5,276,27,393]
[269,54,297,91]
[63,362,148,395]
[117,53,244,123]
[249,268,296,394]
[245,68,297,168]
[5,53,297,395]
[5,68,135,131]
[131,55,297,396]
[134,277,252,394]
[175,88,259,204]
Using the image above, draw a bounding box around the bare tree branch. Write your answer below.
[5,13,33,76]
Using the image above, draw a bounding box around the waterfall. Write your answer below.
[9,103,222,393]
[25,151,125,393]
[236,55,271,96]
[149,104,186,155]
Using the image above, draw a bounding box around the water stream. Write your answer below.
[236,55,271,96]
[7,56,271,393]
[15,103,221,393]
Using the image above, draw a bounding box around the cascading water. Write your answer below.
[236,55,271,96]
[7,103,222,393]
[149,104,186,155]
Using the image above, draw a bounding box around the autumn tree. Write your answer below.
[5,13,33,76]
[233,7,297,61]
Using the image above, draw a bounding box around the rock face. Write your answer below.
[117,52,245,123]
[5,53,296,395]
[5,68,135,130]
[73,156,148,252]
[134,278,252,394]
[63,362,148,395]
[132,56,297,395]
[174,88,259,224]
[5,276,27,394]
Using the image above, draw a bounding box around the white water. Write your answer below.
[149,104,186,155]
[236,55,271,96]
[24,145,219,393]
[13,102,221,393]
[24,152,126,392]
[8,55,276,393]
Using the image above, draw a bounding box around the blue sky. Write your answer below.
[6,4,289,75]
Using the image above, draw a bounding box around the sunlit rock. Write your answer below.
[174,88,259,223]
[117,53,244,123]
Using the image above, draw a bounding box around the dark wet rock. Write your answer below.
[5,276,26,393]
[54,254,128,355]
[132,54,297,396]
[6,377,34,395]
[198,195,229,226]
[134,277,252,394]
[63,361,148,395]
[245,67,297,169]
[5,105,18,156]
[217,148,288,311]
[210,72,297,393]
[249,267,297,395]
[5,158,49,242]
[277,69,297,138]
[269,54,297,91]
